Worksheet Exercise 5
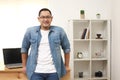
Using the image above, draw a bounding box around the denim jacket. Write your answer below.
[21,26,70,80]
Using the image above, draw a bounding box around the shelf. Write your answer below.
[69,19,111,80]
[74,77,108,80]
[91,76,108,80]
[91,39,108,41]
[74,58,90,61]
[73,39,108,41]
[91,20,108,23]
[72,19,89,22]
[92,58,108,61]
[73,39,90,41]
[74,76,90,80]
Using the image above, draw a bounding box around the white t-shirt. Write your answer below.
[35,29,56,73]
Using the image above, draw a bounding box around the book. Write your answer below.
[85,27,90,39]
[81,28,87,39]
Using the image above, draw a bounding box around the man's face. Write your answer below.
[38,11,53,30]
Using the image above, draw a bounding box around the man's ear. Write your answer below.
[51,16,53,20]
[37,16,40,22]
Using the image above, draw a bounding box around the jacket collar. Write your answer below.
[35,25,54,32]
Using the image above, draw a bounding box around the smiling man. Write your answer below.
[21,8,70,80]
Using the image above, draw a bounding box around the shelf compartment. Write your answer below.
[73,20,90,39]
[73,41,90,59]
[91,20,108,39]
[74,61,90,80]
[91,60,108,78]
[91,41,108,59]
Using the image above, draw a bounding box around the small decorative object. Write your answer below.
[77,52,83,59]
[95,71,103,77]
[79,72,83,78]
[80,10,85,19]
[96,13,101,19]
[95,52,101,58]
[96,34,102,39]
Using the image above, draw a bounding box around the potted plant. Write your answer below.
[96,13,101,19]
[80,10,84,14]
[80,10,85,19]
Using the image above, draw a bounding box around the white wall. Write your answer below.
[0,0,48,48]
[48,0,111,31]
[111,0,120,80]
[0,0,48,68]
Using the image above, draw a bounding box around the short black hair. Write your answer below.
[38,8,52,16]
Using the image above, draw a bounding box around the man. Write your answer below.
[21,8,70,80]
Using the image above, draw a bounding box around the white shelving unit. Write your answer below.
[68,19,111,80]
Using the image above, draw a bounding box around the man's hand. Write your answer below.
[65,66,70,72]
[22,66,27,74]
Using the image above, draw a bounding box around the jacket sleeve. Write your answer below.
[21,28,31,54]
[60,28,70,54]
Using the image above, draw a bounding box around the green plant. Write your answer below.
[80,10,84,14]
[96,13,100,15]
[96,13,101,19]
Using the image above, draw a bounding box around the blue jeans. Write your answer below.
[30,72,59,80]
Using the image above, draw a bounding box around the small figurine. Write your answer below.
[77,52,83,58]
[96,34,102,39]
